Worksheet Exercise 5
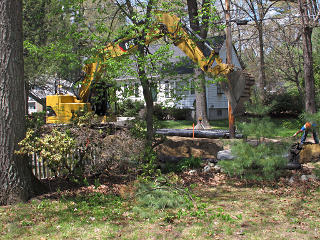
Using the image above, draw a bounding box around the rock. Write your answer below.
[208,162,215,167]
[299,144,320,164]
[288,176,295,184]
[213,165,222,172]
[306,174,317,180]
[203,165,211,173]
[217,150,235,161]
[300,174,318,181]
[188,170,197,175]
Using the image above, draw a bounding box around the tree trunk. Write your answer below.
[299,0,316,113]
[194,69,210,129]
[0,0,34,205]
[302,27,316,113]
[137,46,154,143]
[258,22,266,102]
[187,0,211,129]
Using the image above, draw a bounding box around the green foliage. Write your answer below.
[116,99,144,117]
[26,111,46,130]
[17,129,78,177]
[153,104,168,120]
[70,109,99,126]
[300,111,320,128]
[163,156,202,173]
[245,96,272,116]
[237,116,276,140]
[221,101,292,180]
[169,108,191,120]
[139,147,161,178]
[134,181,187,211]
[219,141,289,180]
[153,104,191,121]
[264,92,303,116]
[23,0,90,83]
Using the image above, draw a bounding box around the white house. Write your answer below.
[28,97,43,114]
[116,37,243,120]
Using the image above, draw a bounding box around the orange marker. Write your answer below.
[193,123,194,139]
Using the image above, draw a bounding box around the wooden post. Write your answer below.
[225,0,235,138]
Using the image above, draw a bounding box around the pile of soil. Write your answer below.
[155,136,224,161]
[299,143,320,163]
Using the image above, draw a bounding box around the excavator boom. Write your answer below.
[46,11,253,124]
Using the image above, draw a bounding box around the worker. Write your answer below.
[293,121,319,144]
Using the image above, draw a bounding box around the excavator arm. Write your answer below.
[46,11,252,124]
[78,11,232,103]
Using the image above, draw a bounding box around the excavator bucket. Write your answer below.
[221,70,255,115]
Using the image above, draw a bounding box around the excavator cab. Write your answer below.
[46,95,91,124]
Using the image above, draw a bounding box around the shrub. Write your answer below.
[218,141,289,180]
[17,128,78,177]
[219,114,292,180]
[237,116,276,140]
[26,111,46,129]
[153,104,169,120]
[117,99,144,117]
[168,107,190,120]
[264,92,303,116]
[163,156,202,173]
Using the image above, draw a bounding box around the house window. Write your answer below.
[217,84,224,94]
[28,102,36,110]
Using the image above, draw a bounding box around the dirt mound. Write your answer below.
[300,144,320,163]
[155,136,224,160]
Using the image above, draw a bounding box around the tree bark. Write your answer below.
[257,22,266,102]
[194,69,210,129]
[299,0,316,113]
[0,0,34,205]
[137,46,154,143]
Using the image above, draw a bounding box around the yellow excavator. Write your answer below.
[46,11,254,124]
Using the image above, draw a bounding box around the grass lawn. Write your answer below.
[159,119,229,130]
[1,174,320,240]
[159,117,302,138]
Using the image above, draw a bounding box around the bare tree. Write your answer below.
[272,0,320,113]
[232,0,279,101]
[0,0,33,205]
[298,0,319,113]
[264,18,304,94]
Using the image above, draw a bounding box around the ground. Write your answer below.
[1,133,320,239]
[1,166,320,240]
